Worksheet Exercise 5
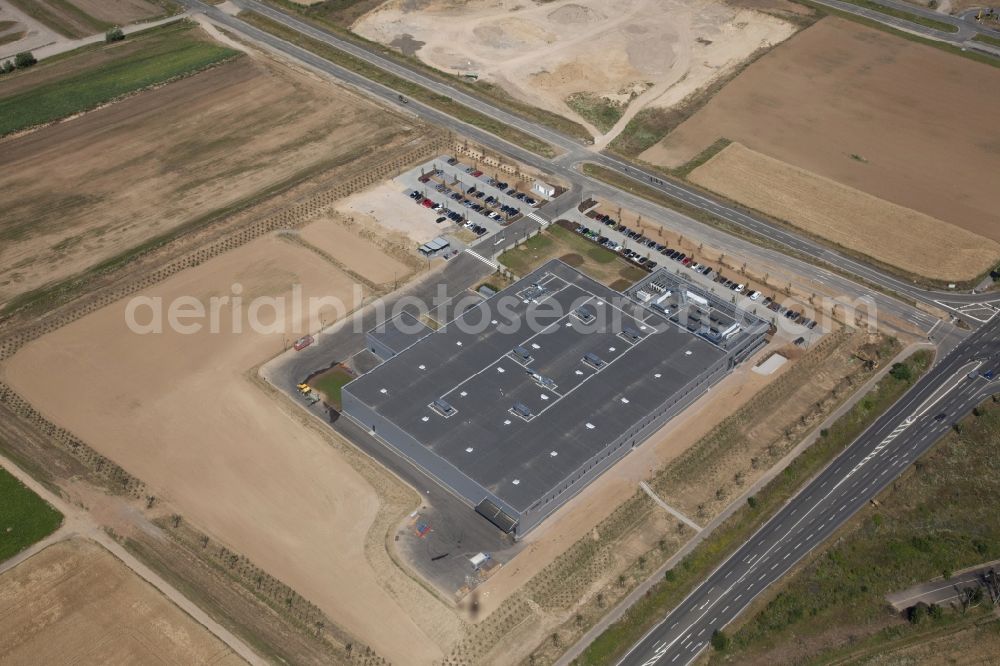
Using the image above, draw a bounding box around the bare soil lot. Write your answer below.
[689,143,1000,282]
[641,17,1000,244]
[0,36,419,308]
[353,0,795,142]
[1,235,449,665]
[298,212,420,287]
[0,537,244,665]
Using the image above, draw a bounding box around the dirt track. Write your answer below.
[353,0,795,142]
[0,38,418,308]
[0,234,446,665]
[0,537,245,665]
[641,17,1000,242]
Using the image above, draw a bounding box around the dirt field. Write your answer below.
[689,143,1000,282]
[0,30,419,308]
[298,214,416,287]
[68,0,166,25]
[0,234,451,665]
[0,537,244,665]
[353,0,795,143]
[641,17,1000,245]
[334,179,453,244]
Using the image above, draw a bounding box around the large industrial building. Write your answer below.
[341,260,769,538]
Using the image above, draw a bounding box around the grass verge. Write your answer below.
[0,465,63,562]
[499,224,646,284]
[0,20,238,137]
[711,393,1000,664]
[834,0,958,32]
[262,0,592,143]
[239,10,557,158]
[565,92,624,134]
[576,349,934,665]
[973,32,1000,48]
[310,366,355,410]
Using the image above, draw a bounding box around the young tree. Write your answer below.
[1,60,14,74]
[14,51,36,68]
[106,26,125,43]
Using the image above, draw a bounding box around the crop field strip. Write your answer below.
[0,21,239,137]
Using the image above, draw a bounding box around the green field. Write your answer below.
[0,466,63,562]
[578,349,933,665]
[0,21,238,137]
[712,395,1000,664]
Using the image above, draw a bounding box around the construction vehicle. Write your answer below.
[297,383,311,393]
[853,341,881,370]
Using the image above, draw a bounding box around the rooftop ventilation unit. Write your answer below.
[621,326,642,342]
[528,371,557,391]
[583,352,606,370]
[573,306,596,325]
[513,345,533,362]
[511,402,534,420]
[521,283,547,301]
[430,398,456,417]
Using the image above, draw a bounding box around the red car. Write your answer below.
[293,335,314,351]
[422,199,433,208]
[471,170,483,177]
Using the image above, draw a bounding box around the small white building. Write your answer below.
[532,181,555,198]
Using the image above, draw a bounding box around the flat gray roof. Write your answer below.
[345,260,728,512]
[367,311,433,356]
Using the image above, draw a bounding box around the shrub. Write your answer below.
[889,362,912,382]
[711,629,730,651]
[106,26,125,43]
[14,52,37,68]
[1,60,13,74]
[747,495,758,509]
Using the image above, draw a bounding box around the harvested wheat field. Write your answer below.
[641,17,1000,245]
[0,537,244,665]
[353,0,795,141]
[0,28,419,308]
[689,143,1000,282]
[0,235,453,665]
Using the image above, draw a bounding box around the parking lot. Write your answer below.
[396,155,551,255]
[558,205,823,339]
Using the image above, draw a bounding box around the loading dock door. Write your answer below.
[475,498,518,534]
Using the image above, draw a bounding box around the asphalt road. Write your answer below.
[617,317,1000,666]
[177,0,1000,329]
[885,559,1000,611]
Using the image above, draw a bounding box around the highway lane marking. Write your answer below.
[734,594,742,601]
[614,361,983,666]
[783,553,791,560]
